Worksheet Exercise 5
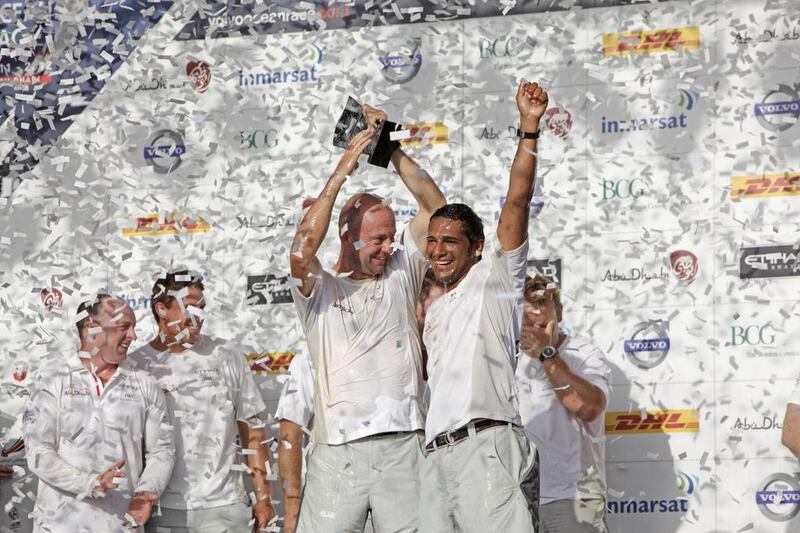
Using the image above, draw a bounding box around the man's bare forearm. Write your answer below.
[238,423,273,505]
[541,356,606,422]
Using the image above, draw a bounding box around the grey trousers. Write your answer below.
[539,499,608,533]
[145,502,252,533]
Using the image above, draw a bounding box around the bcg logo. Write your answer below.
[246,351,296,375]
[240,128,278,149]
[479,37,521,58]
[602,178,645,200]
[731,324,776,346]
[605,409,700,434]
[756,473,800,522]
[624,320,670,369]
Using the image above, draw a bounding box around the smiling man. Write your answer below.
[23,294,175,533]
[128,270,274,533]
[288,103,446,532]
[419,81,549,533]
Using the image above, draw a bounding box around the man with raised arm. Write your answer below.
[288,104,446,533]
[23,294,174,532]
[419,81,549,533]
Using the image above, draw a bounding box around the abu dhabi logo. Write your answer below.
[186,61,211,93]
[670,250,699,284]
[378,39,422,84]
[144,130,186,174]
[754,85,800,133]
[544,107,572,140]
[756,473,800,522]
[624,320,670,369]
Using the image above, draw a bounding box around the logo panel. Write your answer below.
[739,245,800,279]
[602,26,700,57]
[605,409,700,434]
[730,173,800,200]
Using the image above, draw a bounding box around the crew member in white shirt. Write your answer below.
[289,103,446,532]
[23,294,175,533]
[276,351,315,533]
[419,81,549,533]
[128,270,274,532]
[516,274,611,532]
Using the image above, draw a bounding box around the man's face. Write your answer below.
[355,206,396,277]
[522,292,561,330]
[426,217,482,287]
[88,301,137,365]
[159,286,206,345]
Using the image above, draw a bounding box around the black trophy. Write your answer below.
[332,97,401,168]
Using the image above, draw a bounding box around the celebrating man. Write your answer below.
[517,274,611,532]
[419,81,548,532]
[23,295,174,532]
[128,270,275,532]
[288,103,446,532]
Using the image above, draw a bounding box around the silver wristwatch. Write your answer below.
[539,346,558,363]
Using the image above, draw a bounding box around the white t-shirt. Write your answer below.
[275,351,315,428]
[292,225,428,445]
[22,354,174,533]
[515,334,611,504]
[423,239,529,446]
[128,336,266,510]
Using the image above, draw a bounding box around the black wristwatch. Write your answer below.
[539,345,558,363]
[516,128,541,140]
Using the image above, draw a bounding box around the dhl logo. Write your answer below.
[246,351,296,375]
[400,123,449,146]
[730,173,800,200]
[122,213,212,237]
[602,26,700,57]
[605,409,700,434]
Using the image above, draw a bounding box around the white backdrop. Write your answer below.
[2,0,800,532]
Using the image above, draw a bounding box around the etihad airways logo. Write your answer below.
[740,245,800,279]
[730,173,800,200]
[602,26,700,57]
[605,409,700,434]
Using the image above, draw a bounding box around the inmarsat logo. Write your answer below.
[756,473,800,522]
[378,39,422,84]
[677,89,700,111]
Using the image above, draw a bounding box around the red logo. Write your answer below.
[12,362,28,382]
[545,107,572,140]
[670,250,699,284]
[186,61,211,93]
[40,288,63,311]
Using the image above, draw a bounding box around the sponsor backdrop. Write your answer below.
[1,0,799,531]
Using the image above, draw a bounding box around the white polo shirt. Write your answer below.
[423,239,529,446]
[515,334,611,504]
[292,225,428,445]
[128,335,266,510]
[275,351,315,428]
[22,354,174,533]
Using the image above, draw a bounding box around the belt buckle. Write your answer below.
[445,431,455,445]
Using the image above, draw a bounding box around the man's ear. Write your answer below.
[474,239,485,258]
[155,302,168,318]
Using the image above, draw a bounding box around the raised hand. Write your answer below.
[516,81,549,131]
[93,460,125,497]
[333,124,377,179]
[520,312,559,359]
[362,104,387,127]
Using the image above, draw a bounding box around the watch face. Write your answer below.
[542,346,557,358]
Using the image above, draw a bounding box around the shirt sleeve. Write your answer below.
[275,352,315,428]
[483,239,530,350]
[22,371,98,497]
[232,353,268,422]
[133,375,175,495]
[575,345,612,402]
[291,266,330,330]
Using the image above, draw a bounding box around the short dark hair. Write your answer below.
[151,270,205,323]
[76,293,113,339]
[430,203,485,247]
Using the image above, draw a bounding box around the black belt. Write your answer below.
[425,419,510,452]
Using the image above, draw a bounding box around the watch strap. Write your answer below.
[517,128,540,140]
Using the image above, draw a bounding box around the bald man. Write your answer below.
[22,294,174,533]
[288,105,446,532]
